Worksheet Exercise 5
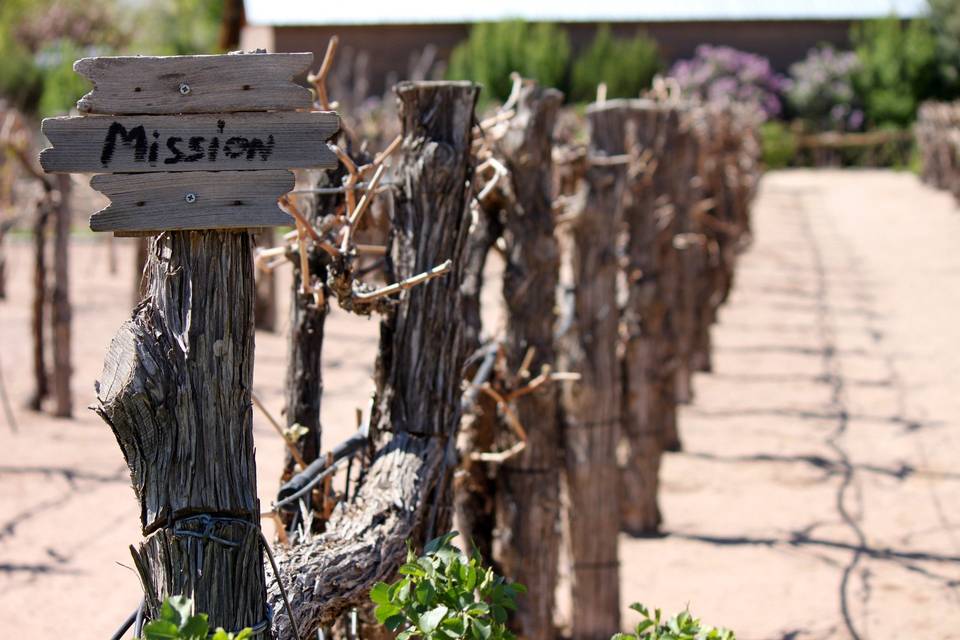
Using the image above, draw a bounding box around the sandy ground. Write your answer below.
[1,169,960,639]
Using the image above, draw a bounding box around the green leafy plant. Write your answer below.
[370,531,526,640]
[759,121,797,169]
[140,595,252,640]
[851,15,943,128]
[447,20,570,102]
[613,603,735,640]
[570,26,662,102]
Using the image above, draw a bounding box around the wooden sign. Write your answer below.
[40,52,339,233]
[74,53,314,115]
[40,112,337,173]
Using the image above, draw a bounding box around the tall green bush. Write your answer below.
[447,20,570,102]
[926,0,960,91]
[570,26,662,102]
[851,16,942,127]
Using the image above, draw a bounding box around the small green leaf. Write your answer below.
[370,582,392,606]
[142,619,181,639]
[234,630,254,640]
[400,562,427,577]
[419,605,449,633]
[375,603,402,624]
[211,630,229,640]
[179,613,209,638]
[386,614,407,632]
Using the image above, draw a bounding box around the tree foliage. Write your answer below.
[447,21,570,102]
[851,16,942,128]
[570,26,662,102]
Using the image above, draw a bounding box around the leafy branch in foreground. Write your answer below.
[140,595,252,640]
[370,531,526,640]
[613,603,735,640]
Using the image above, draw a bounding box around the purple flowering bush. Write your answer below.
[787,45,864,131]
[668,45,788,119]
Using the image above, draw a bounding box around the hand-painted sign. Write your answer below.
[40,52,339,233]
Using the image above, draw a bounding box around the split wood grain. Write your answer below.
[74,53,314,115]
[89,170,295,232]
[41,111,338,174]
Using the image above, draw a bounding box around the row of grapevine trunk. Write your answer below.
[4,76,761,639]
[916,101,960,200]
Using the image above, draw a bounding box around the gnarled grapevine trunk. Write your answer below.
[51,174,72,417]
[494,83,563,640]
[559,103,623,640]
[268,81,478,640]
[455,200,502,564]
[28,196,50,411]
[95,231,268,634]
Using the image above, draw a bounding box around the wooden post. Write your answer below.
[668,108,703,407]
[51,174,72,417]
[268,81,478,640]
[28,195,50,411]
[41,52,337,634]
[455,200,502,564]
[98,230,269,631]
[559,102,623,640]
[494,83,563,640]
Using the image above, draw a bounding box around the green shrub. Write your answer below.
[851,16,943,128]
[570,26,662,102]
[925,0,960,92]
[613,603,735,640]
[760,121,797,169]
[141,595,252,640]
[447,20,570,102]
[370,531,525,640]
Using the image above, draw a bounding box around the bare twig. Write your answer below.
[352,259,452,302]
[308,36,339,111]
[252,391,309,470]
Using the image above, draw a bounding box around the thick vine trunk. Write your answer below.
[28,197,50,411]
[455,201,501,564]
[95,231,268,634]
[669,111,703,407]
[494,83,562,640]
[268,81,478,640]
[559,103,623,640]
[51,174,72,417]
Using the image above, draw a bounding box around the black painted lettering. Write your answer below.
[245,135,275,161]
[223,136,248,159]
[163,137,186,164]
[207,137,220,162]
[100,122,147,166]
[185,136,206,162]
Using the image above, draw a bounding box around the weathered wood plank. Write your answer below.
[74,53,314,115]
[89,170,294,232]
[40,111,338,173]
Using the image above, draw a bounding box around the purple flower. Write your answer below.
[667,45,788,119]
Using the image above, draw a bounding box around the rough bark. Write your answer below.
[254,228,278,332]
[28,196,50,411]
[494,83,562,640]
[95,231,267,634]
[51,174,72,417]
[267,81,478,640]
[669,110,703,407]
[455,201,501,564]
[559,103,623,640]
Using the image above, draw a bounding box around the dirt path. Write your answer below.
[623,170,960,639]
[1,169,959,638]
